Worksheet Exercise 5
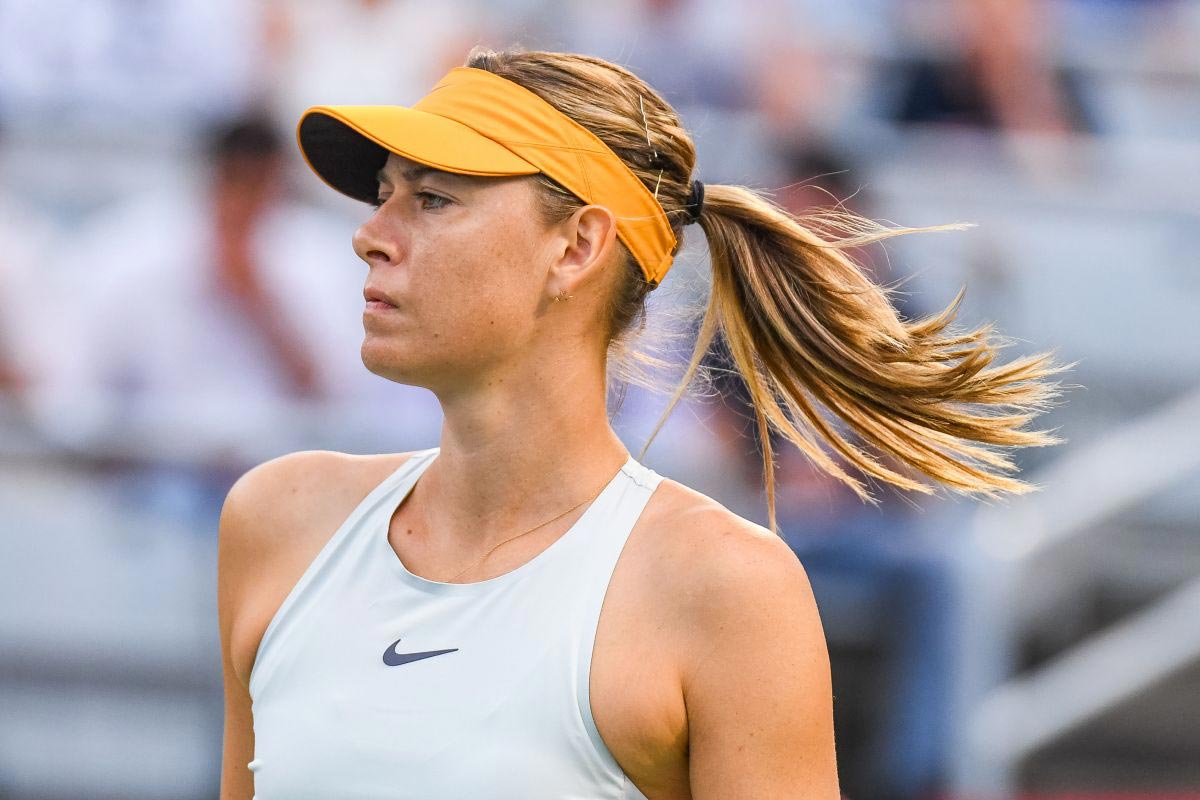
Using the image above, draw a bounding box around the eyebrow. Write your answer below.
[375,164,459,185]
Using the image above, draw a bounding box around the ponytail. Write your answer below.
[640,184,1069,532]
[463,47,1069,534]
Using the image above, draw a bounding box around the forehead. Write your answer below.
[377,153,477,186]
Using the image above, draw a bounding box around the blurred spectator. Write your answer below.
[752,0,891,148]
[0,191,58,403]
[0,0,275,238]
[791,517,960,800]
[537,0,775,111]
[0,212,31,395]
[33,114,390,458]
[887,0,1095,135]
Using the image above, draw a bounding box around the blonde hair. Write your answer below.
[466,46,1070,533]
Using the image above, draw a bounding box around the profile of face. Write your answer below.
[353,152,618,395]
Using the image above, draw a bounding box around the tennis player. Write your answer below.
[218,47,1064,799]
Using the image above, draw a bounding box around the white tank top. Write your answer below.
[247,446,663,799]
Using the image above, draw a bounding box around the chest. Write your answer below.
[386,504,693,799]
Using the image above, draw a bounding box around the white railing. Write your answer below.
[950,385,1200,797]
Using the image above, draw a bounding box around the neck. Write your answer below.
[414,358,630,551]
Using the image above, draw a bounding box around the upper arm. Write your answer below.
[216,450,343,800]
[679,514,840,799]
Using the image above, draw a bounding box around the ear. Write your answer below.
[547,204,619,295]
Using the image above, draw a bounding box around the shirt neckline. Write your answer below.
[377,448,637,595]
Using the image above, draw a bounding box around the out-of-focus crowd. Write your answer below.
[5,0,1190,508]
[2,1,1198,799]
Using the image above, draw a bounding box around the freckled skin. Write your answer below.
[352,153,607,397]
[219,151,840,799]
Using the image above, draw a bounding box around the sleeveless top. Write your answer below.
[247,446,664,799]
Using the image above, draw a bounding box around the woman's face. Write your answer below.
[353,152,566,393]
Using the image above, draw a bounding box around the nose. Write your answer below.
[352,211,401,266]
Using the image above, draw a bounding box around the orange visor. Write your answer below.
[297,66,678,285]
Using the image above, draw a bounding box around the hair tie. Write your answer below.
[684,179,704,225]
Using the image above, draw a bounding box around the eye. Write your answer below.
[370,192,450,210]
[416,191,451,210]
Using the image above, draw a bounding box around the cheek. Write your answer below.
[396,234,540,351]
[425,215,544,309]
[370,192,549,346]
[443,282,537,356]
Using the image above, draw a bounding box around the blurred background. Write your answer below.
[1,0,1198,798]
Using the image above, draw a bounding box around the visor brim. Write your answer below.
[297,105,540,204]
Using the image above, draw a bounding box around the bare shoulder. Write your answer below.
[217,448,421,688]
[218,449,414,550]
[643,477,814,613]
[643,478,839,795]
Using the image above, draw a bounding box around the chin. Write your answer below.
[362,340,405,376]
[361,342,430,387]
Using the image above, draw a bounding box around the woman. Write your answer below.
[218,47,1063,799]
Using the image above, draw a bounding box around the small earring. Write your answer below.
[554,290,573,302]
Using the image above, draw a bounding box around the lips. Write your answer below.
[364,287,397,307]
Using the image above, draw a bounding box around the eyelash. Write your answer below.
[371,191,450,210]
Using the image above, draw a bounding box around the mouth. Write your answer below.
[365,299,399,313]
[364,286,398,310]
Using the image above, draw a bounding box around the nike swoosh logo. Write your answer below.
[382,637,459,667]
